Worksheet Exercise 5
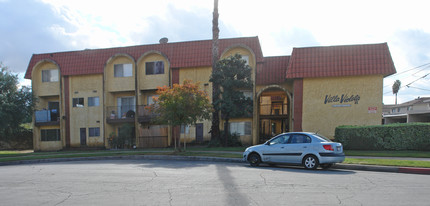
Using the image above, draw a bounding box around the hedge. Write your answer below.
[334,123,430,151]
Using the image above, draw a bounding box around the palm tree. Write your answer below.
[211,0,220,141]
[392,80,401,104]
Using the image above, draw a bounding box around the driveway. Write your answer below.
[1,159,429,205]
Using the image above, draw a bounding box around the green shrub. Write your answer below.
[334,123,430,150]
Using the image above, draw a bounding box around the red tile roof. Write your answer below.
[286,43,396,79]
[25,36,263,79]
[257,56,290,85]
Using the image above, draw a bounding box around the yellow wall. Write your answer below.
[225,118,253,145]
[179,66,212,94]
[32,61,62,151]
[302,75,383,138]
[105,56,135,92]
[138,53,169,90]
[178,67,213,142]
[34,125,62,151]
[69,74,104,147]
[31,62,60,97]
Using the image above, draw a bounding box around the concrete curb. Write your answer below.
[1,155,430,175]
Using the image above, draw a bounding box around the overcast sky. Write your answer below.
[1,0,429,104]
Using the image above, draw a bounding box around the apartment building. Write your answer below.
[25,36,396,151]
[383,97,430,124]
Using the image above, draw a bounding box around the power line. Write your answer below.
[383,73,430,94]
[391,62,430,77]
[383,62,430,88]
[412,64,430,76]
[406,73,429,87]
[405,86,430,92]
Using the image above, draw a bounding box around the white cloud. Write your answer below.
[1,0,429,102]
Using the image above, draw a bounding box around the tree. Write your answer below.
[210,0,221,141]
[210,54,253,145]
[392,80,401,105]
[150,80,213,151]
[0,63,34,137]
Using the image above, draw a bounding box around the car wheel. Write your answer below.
[321,163,333,170]
[248,153,261,167]
[303,155,319,170]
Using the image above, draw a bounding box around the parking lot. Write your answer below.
[1,159,429,205]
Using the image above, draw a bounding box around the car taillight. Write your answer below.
[323,145,334,151]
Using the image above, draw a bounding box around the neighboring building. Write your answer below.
[25,36,396,151]
[383,97,430,124]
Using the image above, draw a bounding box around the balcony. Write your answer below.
[35,110,60,126]
[137,105,159,123]
[106,106,136,124]
[259,104,288,117]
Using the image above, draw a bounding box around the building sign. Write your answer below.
[324,94,360,105]
[368,107,377,113]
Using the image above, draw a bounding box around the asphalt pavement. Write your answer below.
[1,153,430,175]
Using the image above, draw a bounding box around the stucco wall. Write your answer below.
[105,56,135,92]
[301,75,383,138]
[32,62,60,97]
[138,53,169,90]
[69,74,104,147]
[178,66,213,142]
[34,125,62,151]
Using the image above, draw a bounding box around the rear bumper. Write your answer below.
[319,153,345,164]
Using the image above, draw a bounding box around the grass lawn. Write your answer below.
[345,150,430,158]
[344,158,430,168]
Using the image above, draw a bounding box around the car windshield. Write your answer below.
[313,134,332,142]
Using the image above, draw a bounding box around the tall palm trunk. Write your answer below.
[211,0,220,141]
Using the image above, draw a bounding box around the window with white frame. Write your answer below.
[88,97,100,107]
[114,64,133,77]
[145,61,164,75]
[147,95,158,105]
[42,69,59,82]
[117,96,135,118]
[229,122,251,136]
[180,125,190,134]
[241,55,249,65]
[242,90,253,100]
[89,127,100,137]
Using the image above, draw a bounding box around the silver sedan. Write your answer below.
[243,132,345,169]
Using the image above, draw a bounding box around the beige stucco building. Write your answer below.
[26,37,396,151]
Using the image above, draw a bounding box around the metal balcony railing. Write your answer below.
[35,109,60,126]
[106,106,136,123]
[259,104,288,116]
[137,105,159,123]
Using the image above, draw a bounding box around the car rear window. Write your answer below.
[313,134,332,142]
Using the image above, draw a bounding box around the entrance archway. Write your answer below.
[256,85,292,144]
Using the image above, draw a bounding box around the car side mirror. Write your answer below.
[265,141,270,146]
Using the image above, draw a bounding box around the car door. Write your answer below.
[261,134,290,163]
[284,134,312,164]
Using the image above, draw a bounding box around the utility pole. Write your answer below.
[210,0,220,141]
